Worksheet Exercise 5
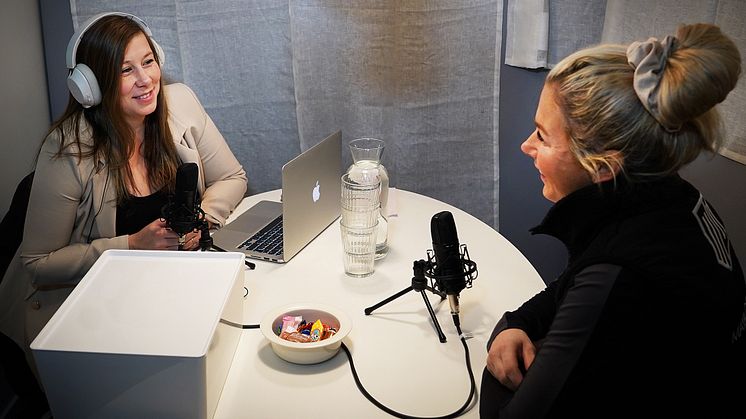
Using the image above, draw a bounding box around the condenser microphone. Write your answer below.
[431,211,466,294]
[163,162,200,244]
[429,211,476,317]
[174,162,198,215]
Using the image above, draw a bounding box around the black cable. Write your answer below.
[224,312,478,417]
[210,243,256,269]
[340,314,477,419]
[220,319,259,329]
[87,166,110,243]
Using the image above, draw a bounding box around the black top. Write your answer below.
[116,189,169,236]
[485,175,745,418]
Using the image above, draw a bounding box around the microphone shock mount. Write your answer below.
[161,201,213,251]
[364,245,477,343]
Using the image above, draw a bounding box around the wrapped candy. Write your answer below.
[277,315,337,343]
[278,315,303,340]
[310,320,323,342]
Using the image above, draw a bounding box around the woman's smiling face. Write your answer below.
[520,83,592,203]
[119,32,160,129]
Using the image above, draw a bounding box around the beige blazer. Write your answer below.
[0,83,247,363]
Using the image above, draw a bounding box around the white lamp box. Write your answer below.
[30,249,245,419]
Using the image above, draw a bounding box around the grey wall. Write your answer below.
[497,64,567,284]
[681,155,746,272]
[39,0,73,122]
[0,0,50,216]
[496,2,565,284]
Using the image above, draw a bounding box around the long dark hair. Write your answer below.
[48,15,178,201]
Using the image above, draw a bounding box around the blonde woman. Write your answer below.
[482,24,744,418]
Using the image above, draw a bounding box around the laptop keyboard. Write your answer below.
[237,215,284,256]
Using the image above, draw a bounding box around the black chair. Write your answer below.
[0,171,49,418]
[0,171,34,281]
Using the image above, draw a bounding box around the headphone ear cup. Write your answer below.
[151,39,165,67]
[67,63,102,108]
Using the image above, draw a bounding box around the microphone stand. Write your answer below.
[364,260,448,343]
[169,208,256,269]
[171,207,213,251]
[198,221,256,270]
[196,219,213,251]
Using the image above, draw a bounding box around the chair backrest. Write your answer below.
[0,171,34,281]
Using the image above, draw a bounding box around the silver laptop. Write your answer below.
[211,131,342,263]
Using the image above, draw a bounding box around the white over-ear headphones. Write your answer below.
[65,12,165,108]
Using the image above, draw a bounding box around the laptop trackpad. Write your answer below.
[225,200,282,233]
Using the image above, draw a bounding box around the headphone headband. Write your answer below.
[65,12,155,69]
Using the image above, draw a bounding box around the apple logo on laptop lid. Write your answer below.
[312,180,321,202]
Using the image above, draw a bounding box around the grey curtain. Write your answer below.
[69,0,504,228]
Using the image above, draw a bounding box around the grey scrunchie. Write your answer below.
[626,35,681,132]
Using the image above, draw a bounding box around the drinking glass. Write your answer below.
[340,222,378,277]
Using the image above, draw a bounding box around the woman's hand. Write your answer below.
[180,228,202,250]
[128,219,201,250]
[486,328,536,391]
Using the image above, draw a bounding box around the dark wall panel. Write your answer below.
[39,0,72,121]
[496,2,565,285]
[682,154,746,270]
[497,64,566,285]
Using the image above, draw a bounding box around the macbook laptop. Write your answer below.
[211,131,342,263]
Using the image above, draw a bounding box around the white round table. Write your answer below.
[215,188,544,418]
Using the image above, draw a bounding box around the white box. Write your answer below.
[31,249,245,419]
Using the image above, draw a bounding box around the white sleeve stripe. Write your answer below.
[693,194,732,270]
[702,203,730,262]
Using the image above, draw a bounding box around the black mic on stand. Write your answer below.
[426,211,478,327]
[364,210,476,342]
[161,164,255,269]
[162,162,212,250]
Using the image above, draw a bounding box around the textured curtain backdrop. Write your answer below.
[504,0,606,69]
[69,0,504,228]
[505,0,746,165]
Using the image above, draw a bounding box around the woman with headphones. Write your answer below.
[0,12,247,388]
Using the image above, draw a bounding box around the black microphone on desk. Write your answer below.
[426,211,478,321]
[162,162,211,250]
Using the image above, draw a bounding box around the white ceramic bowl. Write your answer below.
[260,304,352,364]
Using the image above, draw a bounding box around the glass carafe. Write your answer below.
[346,138,389,260]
